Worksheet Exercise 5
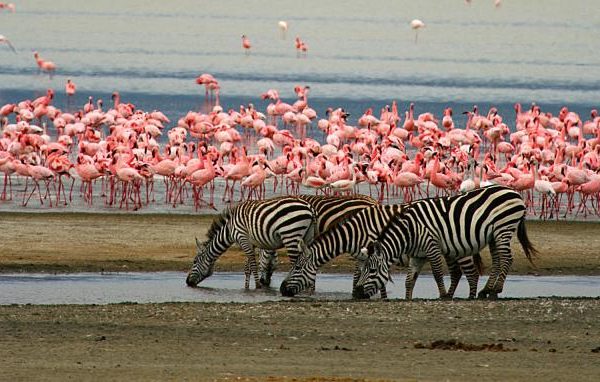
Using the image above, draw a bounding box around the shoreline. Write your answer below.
[1,212,599,276]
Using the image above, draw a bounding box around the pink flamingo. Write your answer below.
[24,163,55,207]
[33,51,57,78]
[241,35,251,55]
[75,155,103,205]
[223,148,251,202]
[294,36,308,57]
[65,79,76,97]
[46,152,74,206]
[576,178,600,217]
[0,153,15,200]
[429,154,457,196]
[187,153,218,209]
[392,171,424,202]
[327,163,358,194]
[241,158,270,200]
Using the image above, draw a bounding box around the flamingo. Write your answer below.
[241,35,251,55]
[65,79,76,97]
[24,163,55,207]
[187,154,217,209]
[327,163,358,194]
[410,19,425,43]
[0,153,15,200]
[576,178,600,217]
[429,154,457,196]
[33,51,57,78]
[278,20,288,39]
[0,34,16,53]
[75,155,103,205]
[241,158,270,200]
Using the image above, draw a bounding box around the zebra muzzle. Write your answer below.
[185,273,199,287]
[352,285,370,300]
[279,280,296,297]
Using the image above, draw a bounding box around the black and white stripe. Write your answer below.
[353,185,537,300]
[186,196,317,289]
[257,194,378,287]
[279,203,405,297]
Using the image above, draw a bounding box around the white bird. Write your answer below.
[410,19,425,43]
[0,34,17,53]
[278,20,288,40]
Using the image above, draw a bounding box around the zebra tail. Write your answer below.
[517,217,538,265]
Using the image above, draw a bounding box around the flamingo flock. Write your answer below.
[1,77,600,218]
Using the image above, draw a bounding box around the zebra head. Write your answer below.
[353,241,391,299]
[279,241,317,297]
[185,237,215,287]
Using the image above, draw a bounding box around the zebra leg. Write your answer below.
[457,255,480,299]
[352,262,360,289]
[489,239,514,298]
[446,258,462,299]
[380,284,388,299]
[239,241,262,289]
[427,249,450,300]
[479,232,512,299]
[405,257,426,300]
[243,256,251,290]
[258,249,278,287]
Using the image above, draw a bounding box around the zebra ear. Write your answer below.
[372,241,384,260]
[373,241,383,254]
[356,247,369,261]
[195,237,202,248]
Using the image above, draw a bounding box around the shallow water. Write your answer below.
[2,0,600,114]
[0,272,598,305]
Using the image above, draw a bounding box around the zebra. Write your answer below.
[186,196,317,289]
[279,203,405,297]
[352,185,538,300]
[256,194,379,287]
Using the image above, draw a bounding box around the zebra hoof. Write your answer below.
[259,277,272,288]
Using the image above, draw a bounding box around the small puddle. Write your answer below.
[0,272,598,305]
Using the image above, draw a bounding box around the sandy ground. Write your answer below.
[1,212,599,381]
[0,212,599,275]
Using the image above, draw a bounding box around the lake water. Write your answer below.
[1,0,599,126]
[0,272,598,305]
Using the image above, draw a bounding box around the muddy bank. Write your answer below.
[1,212,599,276]
[1,298,598,381]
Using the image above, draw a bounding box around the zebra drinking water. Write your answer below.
[279,203,405,297]
[353,185,538,300]
[186,196,317,289]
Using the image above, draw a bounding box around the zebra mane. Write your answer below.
[206,206,233,241]
[374,205,410,246]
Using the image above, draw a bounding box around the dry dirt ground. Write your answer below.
[0,212,599,381]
